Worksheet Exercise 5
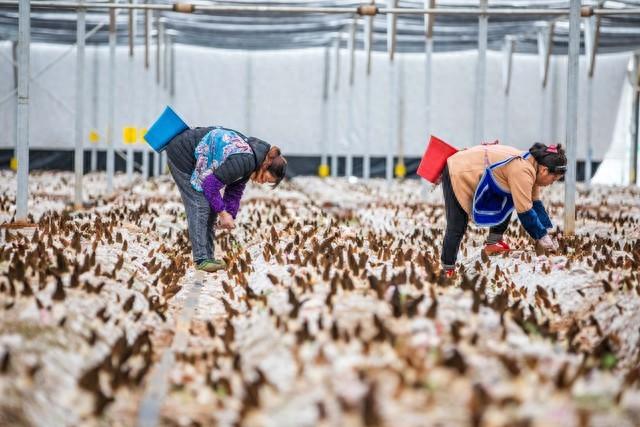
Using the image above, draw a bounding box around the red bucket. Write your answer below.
[417,135,459,183]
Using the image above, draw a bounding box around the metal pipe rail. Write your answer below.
[1,1,640,16]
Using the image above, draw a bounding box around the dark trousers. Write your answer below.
[440,165,511,268]
[167,156,217,263]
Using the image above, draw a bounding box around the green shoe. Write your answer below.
[196,259,227,273]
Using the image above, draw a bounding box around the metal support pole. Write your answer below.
[126,146,134,181]
[15,0,30,221]
[107,7,116,193]
[245,52,253,135]
[153,150,160,177]
[346,16,357,178]
[11,41,18,170]
[396,56,405,178]
[74,0,86,208]
[387,0,397,61]
[564,0,581,235]
[364,76,371,180]
[502,36,514,144]
[365,2,373,76]
[472,0,488,145]
[91,46,99,171]
[386,0,397,182]
[142,149,149,179]
[2,2,640,16]
[320,46,330,174]
[331,32,341,177]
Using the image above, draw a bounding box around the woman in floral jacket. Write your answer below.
[165,126,287,272]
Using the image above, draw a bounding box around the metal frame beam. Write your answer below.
[74,0,86,208]
[564,0,581,235]
[2,1,640,16]
[15,0,30,221]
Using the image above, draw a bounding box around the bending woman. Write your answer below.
[165,126,287,272]
[441,142,566,277]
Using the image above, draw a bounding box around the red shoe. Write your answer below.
[444,268,456,279]
[483,240,511,256]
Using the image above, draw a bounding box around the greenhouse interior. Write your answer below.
[1,1,640,426]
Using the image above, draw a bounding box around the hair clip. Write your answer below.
[546,145,558,153]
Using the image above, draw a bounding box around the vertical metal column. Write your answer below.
[564,0,581,235]
[331,32,341,177]
[386,0,398,183]
[74,0,86,208]
[346,16,357,178]
[502,36,514,144]
[91,46,99,171]
[15,0,30,221]
[11,41,18,171]
[363,5,373,180]
[107,8,116,193]
[160,20,168,174]
[320,46,330,175]
[472,0,488,145]
[142,146,149,179]
[126,144,134,181]
[396,56,405,178]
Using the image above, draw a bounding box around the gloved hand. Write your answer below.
[537,234,558,251]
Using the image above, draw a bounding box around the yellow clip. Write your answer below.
[89,130,100,143]
[318,164,330,178]
[394,162,406,178]
[123,127,137,145]
[138,128,148,143]
[10,157,18,171]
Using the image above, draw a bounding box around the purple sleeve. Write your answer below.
[223,181,247,219]
[201,174,225,213]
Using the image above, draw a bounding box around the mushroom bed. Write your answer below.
[1,171,640,427]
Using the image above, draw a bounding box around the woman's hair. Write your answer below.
[261,146,287,187]
[529,142,567,174]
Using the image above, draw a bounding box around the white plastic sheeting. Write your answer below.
[592,62,638,186]
[0,41,631,160]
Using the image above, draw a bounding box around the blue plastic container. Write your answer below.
[144,106,189,152]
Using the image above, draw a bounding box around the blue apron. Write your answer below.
[472,150,531,227]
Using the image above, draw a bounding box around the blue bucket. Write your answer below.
[144,106,189,152]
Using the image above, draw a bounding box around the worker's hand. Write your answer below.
[218,211,235,230]
[537,234,558,251]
